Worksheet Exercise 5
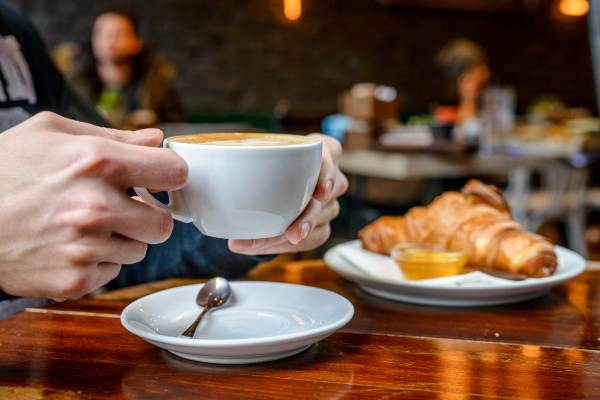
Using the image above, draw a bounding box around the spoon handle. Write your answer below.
[181,307,209,338]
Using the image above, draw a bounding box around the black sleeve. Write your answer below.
[0,290,15,302]
[58,73,109,126]
[0,1,108,126]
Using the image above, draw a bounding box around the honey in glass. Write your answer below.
[391,243,468,280]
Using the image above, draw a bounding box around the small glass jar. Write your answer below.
[390,243,468,280]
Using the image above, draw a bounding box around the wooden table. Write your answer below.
[1,258,600,399]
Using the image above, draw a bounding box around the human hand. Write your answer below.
[457,64,490,103]
[228,134,348,255]
[0,112,188,301]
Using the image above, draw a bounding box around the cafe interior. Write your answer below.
[2,0,600,398]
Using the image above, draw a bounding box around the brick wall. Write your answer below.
[5,0,597,116]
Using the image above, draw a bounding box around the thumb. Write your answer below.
[101,127,164,147]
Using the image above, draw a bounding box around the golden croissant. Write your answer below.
[358,180,557,278]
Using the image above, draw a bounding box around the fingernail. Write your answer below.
[230,240,244,251]
[238,240,252,251]
[251,238,265,250]
[324,180,333,199]
[134,128,162,137]
[300,222,311,241]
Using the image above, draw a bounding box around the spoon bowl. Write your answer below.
[181,277,232,338]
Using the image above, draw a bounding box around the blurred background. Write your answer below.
[7,0,595,121]
[8,0,600,258]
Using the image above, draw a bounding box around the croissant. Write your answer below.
[358,180,557,278]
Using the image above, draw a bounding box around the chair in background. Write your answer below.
[504,165,531,225]
[507,163,589,258]
[524,163,589,258]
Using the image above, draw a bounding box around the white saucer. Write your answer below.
[324,240,586,307]
[120,281,354,364]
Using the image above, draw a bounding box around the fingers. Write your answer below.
[111,196,174,244]
[110,143,189,190]
[310,133,343,161]
[67,136,188,192]
[102,127,164,147]
[285,224,331,253]
[229,224,331,255]
[229,199,340,255]
[229,234,288,253]
[60,234,146,281]
[51,297,69,302]
[331,168,349,204]
[96,234,149,265]
[70,192,173,245]
[285,198,323,245]
[63,233,148,266]
[30,112,187,192]
[30,111,164,147]
[93,262,122,292]
[317,199,341,227]
[283,197,340,244]
[49,262,122,301]
[308,134,345,203]
[46,232,148,301]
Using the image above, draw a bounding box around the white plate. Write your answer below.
[324,240,586,307]
[121,281,354,364]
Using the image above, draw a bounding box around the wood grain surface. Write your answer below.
[1,258,599,399]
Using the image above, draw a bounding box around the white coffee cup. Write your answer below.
[134,133,322,239]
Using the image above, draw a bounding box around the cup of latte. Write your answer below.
[134,133,322,239]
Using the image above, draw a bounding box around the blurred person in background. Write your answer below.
[435,38,491,140]
[57,6,183,129]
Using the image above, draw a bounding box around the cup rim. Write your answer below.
[165,133,322,148]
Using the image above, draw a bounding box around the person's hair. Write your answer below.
[93,5,140,36]
[436,38,487,81]
[79,6,144,100]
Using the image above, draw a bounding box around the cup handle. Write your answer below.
[133,188,195,223]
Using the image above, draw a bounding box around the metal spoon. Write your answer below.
[181,277,232,338]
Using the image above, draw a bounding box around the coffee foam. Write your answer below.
[168,133,318,147]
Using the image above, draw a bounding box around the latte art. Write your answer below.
[168,133,318,146]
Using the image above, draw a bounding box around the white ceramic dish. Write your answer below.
[121,281,354,364]
[324,240,586,307]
